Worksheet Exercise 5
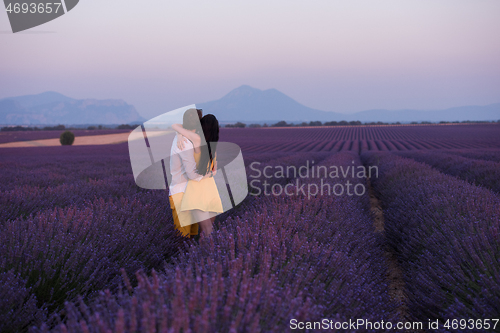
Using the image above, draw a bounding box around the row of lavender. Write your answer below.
[444,149,500,163]
[395,150,500,194]
[361,152,500,329]
[34,152,396,332]
[0,147,269,221]
[220,124,500,143]
[239,139,496,154]
[0,145,154,223]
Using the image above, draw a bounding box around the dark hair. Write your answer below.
[197,114,219,175]
[183,108,200,130]
[196,109,203,119]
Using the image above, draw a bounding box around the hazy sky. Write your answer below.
[1,0,499,119]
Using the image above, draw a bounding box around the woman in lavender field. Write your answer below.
[171,112,223,238]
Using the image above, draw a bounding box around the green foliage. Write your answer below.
[43,124,65,131]
[309,121,323,126]
[1,125,34,132]
[271,120,290,127]
[116,124,135,129]
[225,122,247,128]
[59,131,75,145]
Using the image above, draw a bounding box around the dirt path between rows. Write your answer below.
[366,176,426,332]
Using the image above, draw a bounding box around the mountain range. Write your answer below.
[1,86,499,125]
[198,85,500,123]
[0,92,146,125]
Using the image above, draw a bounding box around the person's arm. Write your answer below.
[179,149,203,181]
[176,133,187,150]
[172,124,201,148]
[177,142,213,181]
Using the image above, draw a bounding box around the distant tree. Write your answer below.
[262,123,268,127]
[299,122,308,127]
[43,124,66,131]
[117,124,135,129]
[338,121,348,125]
[395,122,401,125]
[87,126,96,130]
[60,131,75,145]
[272,121,289,127]
[98,125,103,130]
[1,125,33,132]
[309,121,322,126]
[249,124,261,128]
[349,121,361,126]
[225,122,246,128]
[497,119,500,123]
[324,121,337,126]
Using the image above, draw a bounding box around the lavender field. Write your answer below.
[1,123,499,332]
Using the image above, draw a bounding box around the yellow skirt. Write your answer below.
[169,193,199,237]
[180,177,224,213]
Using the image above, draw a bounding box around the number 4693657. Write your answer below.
[444,319,499,330]
[6,2,62,14]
